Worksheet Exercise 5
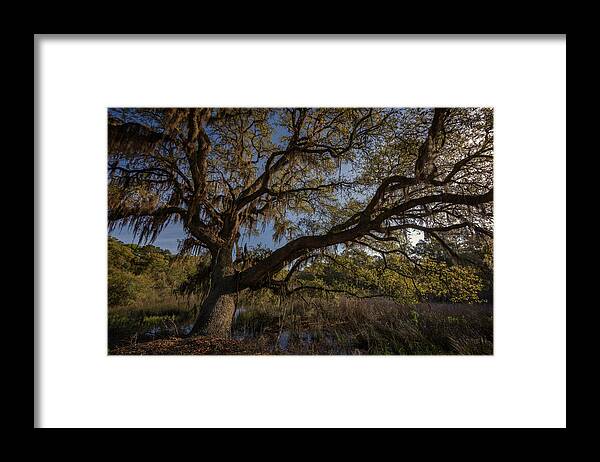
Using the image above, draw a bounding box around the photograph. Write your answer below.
[36,35,565,429]
[107,107,494,355]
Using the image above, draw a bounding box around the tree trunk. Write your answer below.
[188,244,236,338]
[189,288,236,337]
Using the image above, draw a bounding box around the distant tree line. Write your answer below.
[108,236,200,307]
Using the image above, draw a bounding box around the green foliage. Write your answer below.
[108,269,140,306]
[416,259,483,304]
[107,236,136,272]
[413,234,493,303]
[294,248,412,302]
[293,242,488,305]
[107,236,199,307]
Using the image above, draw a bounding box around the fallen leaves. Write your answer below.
[109,336,266,355]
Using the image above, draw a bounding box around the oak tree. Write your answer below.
[108,107,493,337]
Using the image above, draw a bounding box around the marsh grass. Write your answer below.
[229,297,492,355]
[108,294,493,355]
[108,293,200,348]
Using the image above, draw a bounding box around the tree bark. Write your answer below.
[188,244,237,337]
[189,288,236,337]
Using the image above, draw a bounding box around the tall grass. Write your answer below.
[108,292,493,355]
[230,295,493,355]
[108,293,201,348]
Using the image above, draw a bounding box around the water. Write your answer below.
[274,329,347,353]
[141,324,339,353]
[134,306,247,341]
[277,330,290,350]
[233,306,247,321]
[112,305,349,353]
